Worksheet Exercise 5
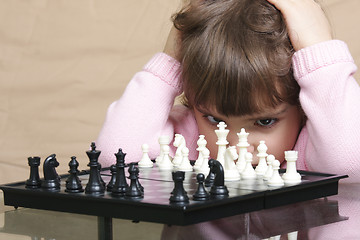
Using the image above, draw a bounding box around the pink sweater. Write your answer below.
[97,40,360,183]
[96,40,360,239]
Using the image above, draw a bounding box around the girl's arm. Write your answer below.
[96,53,183,166]
[268,0,360,182]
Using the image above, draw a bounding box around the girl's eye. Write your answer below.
[204,115,224,125]
[255,118,278,127]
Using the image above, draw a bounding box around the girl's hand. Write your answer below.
[163,26,181,61]
[266,0,333,51]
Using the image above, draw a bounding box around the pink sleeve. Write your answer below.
[292,40,360,182]
[96,53,183,166]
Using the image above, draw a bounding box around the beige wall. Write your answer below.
[0,0,359,184]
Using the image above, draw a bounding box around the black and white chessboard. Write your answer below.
[0,164,347,226]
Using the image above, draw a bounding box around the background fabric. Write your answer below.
[0,0,359,184]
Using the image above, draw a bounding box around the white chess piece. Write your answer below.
[197,147,210,176]
[263,154,275,181]
[282,151,301,184]
[287,231,298,240]
[267,160,284,187]
[241,152,257,180]
[193,135,207,171]
[177,147,193,172]
[215,122,229,166]
[172,134,186,167]
[138,143,153,168]
[158,145,173,170]
[224,146,241,181]
[236,128,249,173]
[155,136,171,166]
[255,140,268,177]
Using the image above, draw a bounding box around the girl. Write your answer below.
[96,0,360,184]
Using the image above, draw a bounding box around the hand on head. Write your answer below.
[266,0,332,51]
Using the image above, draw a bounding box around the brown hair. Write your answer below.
[173,0,300,116]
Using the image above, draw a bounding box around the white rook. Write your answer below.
[282,150,301,184]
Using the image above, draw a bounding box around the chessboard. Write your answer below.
[0,162,347,226]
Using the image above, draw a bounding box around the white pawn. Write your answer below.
[197,147,210,175]
[263,154,275,181]
[155,136,171,165]
[241,152,257,180]
[255,140,268,177]
[215,122,229,166]
[224,146,241,181]
[193,135,207,171]
[236,128,249,173]
[177,147,193,172]
[267,160,284,187]
[158,145,173,170]
[138,144,153,168]
[282,150,301,184]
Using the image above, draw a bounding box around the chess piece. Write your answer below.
[193,173,210,201]
[112,148,129,197]
[241,152,257,180]
[282,151,301,184]
[129,163,144,193]
[173,134,186,167]
[158,145,173,170]
[205,164,216,187]
[255,140,268,177]
[267,160,284,187]
[155,135,171,165]
[85,142,105,195]
[193,135,207,171]
[25,156,41,189]
[125,164,143,199]
[263,154,275,181]
[138,143,153,168]
[106,164,117,192]
[177,147,193,172]
[65,156,84,193]
[224,146,241,181]
[209,159,229,198]
[41,154,61,191]
[197,147,211,175]
[215,122,229,166]
[169,171,189,203]
[236,128,249,172]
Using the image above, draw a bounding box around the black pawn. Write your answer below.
[106,164,117,192]
[65,156,84,193]
[169,171,189,203]
[98,163,106,188]
[125,165,143,199]
[129,163,144,193]
[193,173,210,201]
[112,148,129,197]
[85,142,105,195]
[25,156,41,189]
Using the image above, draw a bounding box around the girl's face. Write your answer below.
[193,103,303,165]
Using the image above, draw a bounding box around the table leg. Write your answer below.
[98,216,113,240]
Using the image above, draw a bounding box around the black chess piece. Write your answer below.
[112,148,129,197]
[205,160,216,187]
[98,163,106,188]
[208,159,229,198]
[41,154,61,191]
[106,164,117,192]
[85,142,105,195]
[169,171,189,203]
[65,156,84,193]
[25,156,41,189]
[193,173,210,201]
[129,163,144,193]
[125,165,143,199]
